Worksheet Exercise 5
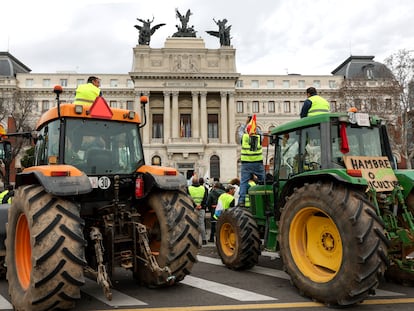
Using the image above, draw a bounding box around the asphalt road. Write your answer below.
[1,243,414,310]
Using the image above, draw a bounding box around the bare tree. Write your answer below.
[384,49,414,168]
[0,90,35,183]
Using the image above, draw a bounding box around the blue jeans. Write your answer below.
[239,161,265,205]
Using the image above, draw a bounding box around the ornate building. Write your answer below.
[1,40,400,181]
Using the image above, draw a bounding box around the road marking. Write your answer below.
[82,278,147,306]
[0,295,12,310]
[181,275,277,301]
[197,255,405,297]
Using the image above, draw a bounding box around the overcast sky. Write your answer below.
[1,0,413,75]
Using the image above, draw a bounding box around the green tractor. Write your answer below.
[215,110,414,306]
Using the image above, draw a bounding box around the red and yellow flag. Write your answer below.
[246,114,257,135]
[0,124,6,136]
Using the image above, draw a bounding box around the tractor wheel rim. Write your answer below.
[15,214,31,289]
[289,207,342,283]
[220,223,237,256]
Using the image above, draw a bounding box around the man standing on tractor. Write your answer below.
[73,76,102,106]
[238,114,265,207]
[300,87,330,118]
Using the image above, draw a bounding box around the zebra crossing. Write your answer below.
[0,252,407,310]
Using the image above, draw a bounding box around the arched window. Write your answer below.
[210,155,220,180]
[152,155,161,166]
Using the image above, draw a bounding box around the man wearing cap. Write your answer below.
[300,87,330,118]
[213,184,236,219]
[73,76,102,106]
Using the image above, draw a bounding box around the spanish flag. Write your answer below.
[246,114,257,135]
[0,124,6,137]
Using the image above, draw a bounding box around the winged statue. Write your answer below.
[134,17,166,45]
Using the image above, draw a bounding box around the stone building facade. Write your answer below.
[1,39,399,182]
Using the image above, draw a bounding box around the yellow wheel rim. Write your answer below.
[219,223,237,257]
[15,214,31,289]
[289,207,342,283]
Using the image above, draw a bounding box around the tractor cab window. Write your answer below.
[279,131,300,179]
[331,121,382,167]
[34,120,61,165]
[300,126,321,171]
[65,119,144,174]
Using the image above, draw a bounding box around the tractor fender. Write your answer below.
[138,165,187,194]
[394,169,414,198]
[15,165,93,196]
[0,203,8,253]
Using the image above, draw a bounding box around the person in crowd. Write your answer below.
[206,181,225,242]
[0,185,14,204]
[244,174,257,208]
[300,87,330,118]
[213,184,236,220]
[187,176,208,245]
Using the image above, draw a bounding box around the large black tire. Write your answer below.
[216,207,261,270]
[134,190,199,287]
[279,182,388,306]
[6,185,86,311]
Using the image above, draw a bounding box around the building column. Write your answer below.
[191,91,199,138]
[200,91,207,144]
[172,91,179,138]
[228,92,235,144]
[163,91,171,142]
[220,91,228,144]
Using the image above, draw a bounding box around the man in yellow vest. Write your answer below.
[213,184,236,219]
[244,174,257,208]
[187,176,208,245]
[73,76,102,106]
[238,114,265,207]
[300,87,330,118]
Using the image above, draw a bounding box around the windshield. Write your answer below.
[64,118,144,174]
[331,123,382,166]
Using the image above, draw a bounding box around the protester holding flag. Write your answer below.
[237,114,265,207]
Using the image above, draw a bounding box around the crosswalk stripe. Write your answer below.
[196,255,405,297]
[82,278,147,306]
[181,275,277,301]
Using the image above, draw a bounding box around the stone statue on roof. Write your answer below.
[172,9,196,38]
[134,17,166,45]
[207,18,232,46]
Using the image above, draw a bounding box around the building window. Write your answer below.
[252,101,259,113]
[43,79,51,87]
[236,101,244,113]
[210,155,220,181]
[152,114,163,138]
[236,80,244,87]
[208,114,219,138]
[268,101,275,112]
[42,100,49,112]
[298,80,305,88]
[284,101,291,113]
[109,101,117,108]
[127,79,134,87]
[25,79,34,87]
[330,101,337,111]
[329,80,337,88]
[180,114,191,137]
[77,79,84,86]
[251,80,259,88]
[313,80,321,88]
[283,80,290,88]
[152,155,161,166]
[267,80,275,88]
[110,79,118,87]
[60,79,68,87]
[127,101,134,110]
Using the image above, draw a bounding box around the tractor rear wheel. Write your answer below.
[216,207,261,270]
[134,190,199,287]
[279,182,388,306]
[6,185,86,311]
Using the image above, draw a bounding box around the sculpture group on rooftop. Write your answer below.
[134,9,231,46]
